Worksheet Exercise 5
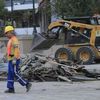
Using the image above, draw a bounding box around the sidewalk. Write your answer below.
[0,81,100,100]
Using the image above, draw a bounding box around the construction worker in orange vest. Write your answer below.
[4,26,32,93]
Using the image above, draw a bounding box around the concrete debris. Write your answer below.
[0,53,100,82]
[18,53,100,82]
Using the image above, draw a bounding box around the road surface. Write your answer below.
[0,62,100,100]
[0,81,100,100]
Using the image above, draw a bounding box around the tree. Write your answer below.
[0,0,8,37]
[51,0,100,18]
[0,0,7,18]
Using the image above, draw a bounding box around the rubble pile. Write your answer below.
[18,53,100,82]
[0,59,8,81]
[0,53,100,82]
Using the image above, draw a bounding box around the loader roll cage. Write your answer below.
[46,20,93,45]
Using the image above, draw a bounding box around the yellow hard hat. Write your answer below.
[4,26,14,34]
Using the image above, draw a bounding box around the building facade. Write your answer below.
[2,0,40,54]
[4,0,40,35]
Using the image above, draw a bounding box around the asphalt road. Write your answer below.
[0,81,100,100]
[0,62,100,100]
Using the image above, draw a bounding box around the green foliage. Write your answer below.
[0,0,7,18]
[52,0,100,18]
[0,0,5,37]
[40,0,51,18]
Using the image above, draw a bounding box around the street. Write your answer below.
[0,61,100,100]
[0,81,100,100]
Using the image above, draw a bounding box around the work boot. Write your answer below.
[4,89,15,93]
[26,83,32,92]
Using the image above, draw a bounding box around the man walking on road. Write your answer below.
[4,25,32,93]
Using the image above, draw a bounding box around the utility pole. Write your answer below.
[32,0,37,35]
[11,0,13,26]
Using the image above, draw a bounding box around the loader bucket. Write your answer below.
[30,33,57,51]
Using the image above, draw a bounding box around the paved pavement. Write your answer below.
[85,64,100,73]
[0,60,100,100]
[0,81,100,100]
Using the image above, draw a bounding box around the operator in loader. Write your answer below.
[4,26,32,93]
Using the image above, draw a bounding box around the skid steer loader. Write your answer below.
[31,16,100,64]
[46,20,100,64]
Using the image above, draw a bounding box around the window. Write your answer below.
[95,30,100,47]
[47,27,61,39]
[65,27,91,44]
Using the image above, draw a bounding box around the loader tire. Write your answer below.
[76,47,95,65]
[55,48,73,63]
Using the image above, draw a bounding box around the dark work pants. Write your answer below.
[7,59,28,89]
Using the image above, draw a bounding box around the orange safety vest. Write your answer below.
[7,36,20,61]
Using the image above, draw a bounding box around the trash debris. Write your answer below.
[0,53,100,82]
[18,53,100,82]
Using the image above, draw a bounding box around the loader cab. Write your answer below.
[64,27,91,45]
[46,26,66,44]
[47,25,92,45]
